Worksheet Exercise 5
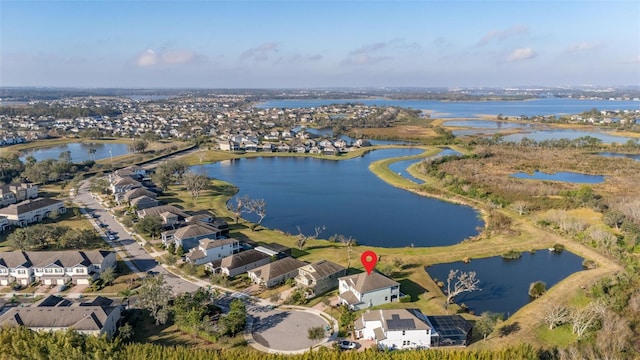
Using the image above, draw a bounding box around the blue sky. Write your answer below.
[1,0,639,88]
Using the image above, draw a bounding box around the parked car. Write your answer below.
[339,340,357,350]
[108,235,116,240]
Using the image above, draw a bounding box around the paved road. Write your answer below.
[74,180,199,294]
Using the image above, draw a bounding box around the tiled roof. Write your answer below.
[339,271,399,294]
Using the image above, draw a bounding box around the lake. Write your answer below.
[257,98,639,118]
[501,129,633,145]
[442,120,534,129]
[291,126,411,145]
[510,171,604,184]
[425,250,584,316]
[194,148,483,248]
[20,142,130,163]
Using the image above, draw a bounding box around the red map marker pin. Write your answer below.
[361,250,378,275]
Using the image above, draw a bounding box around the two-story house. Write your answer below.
[355,309,435,350]
[0,183,38,207]
[338,271,401,310]
[0,295,122,338]
[185,238,240,265]
[0,250,116,286]
[0,198,66,227]
[161,222,223,252]
[219,249,271,278]
[138,205,190,228]
[294,260,347,296]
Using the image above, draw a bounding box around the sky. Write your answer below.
[1,0,639,88]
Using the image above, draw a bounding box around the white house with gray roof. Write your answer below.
[0,250,115,286]
[161,222,223,251]
[338,271,401,310]
[248,257,307,288]
[0,198,65,227]
[185,237,240,265]
[355,309,436,350]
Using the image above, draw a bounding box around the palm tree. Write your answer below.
[25,155,37,166]
[88,148,97,161]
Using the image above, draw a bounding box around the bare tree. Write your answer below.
[570,302,602,337]
[510,200,529,216]
[596,309,632,360]
[295,226,307,250]
[229,195,250,224]
[542,303,569,330]
[183,171,210,201]
[445,269,481,306]
[247,198,267,231]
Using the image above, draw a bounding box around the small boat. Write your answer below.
[548,247,555,252]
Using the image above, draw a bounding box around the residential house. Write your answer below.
[0,216,8,232]
[109,175,142,194]
[355,309,435,350]
[0,198,66,227]
[294,260,347,296]
[0,296,122,338]
[248,257,306,288]
[185,238,240,266]
[0,250,116,286]
[220,249,271,277]
[218,140,239,151]
[0,183,38,207]
[427,315,473,347]
[130,195,159,210]
[185,211,229,235]
[138,205,190,228]
[161,223,223,252]
[338,271,401,310]
[123,187,157,203]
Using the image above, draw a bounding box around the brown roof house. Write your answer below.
[138,205,190,228]
[0,296,122,338]
[338,271,401,310]
[294,260,347,296]
[248,257,307,288]
[220,249,271,278]
[161,223,223,252]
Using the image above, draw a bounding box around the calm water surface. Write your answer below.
[20,142,130,162]
[511,171,604,184]
[389,148,461,184]
[425,250,584,315]
[194,148,483,247]
[257,98,639,118]
[501,129,633,144]
[597,152,640,161]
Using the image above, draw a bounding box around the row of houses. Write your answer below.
[0,197,66,231]
[0,250,116,286]
[0,295,122,338]
[0,183,38,208]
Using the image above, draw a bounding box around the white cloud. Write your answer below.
[135,48,198,67]
[507,47,536,62]
[479,25,528,45]
[567,41,603,52]
[240,42,279,61]
[136,49,158,67]
[340,54,392,66]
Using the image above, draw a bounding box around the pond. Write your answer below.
[597,152,640,161]
[193,148,483,248]
[510,171,604,184]
[20,142,130,163]
[500,129,633,145]
[424,250,585,316]
[388,148,462,184]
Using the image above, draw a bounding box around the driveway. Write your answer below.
[249,307,332,353]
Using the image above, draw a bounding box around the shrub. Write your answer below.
[552,243,565,252]
[502,250,522,259]
[399,294,412,303]
[528,281,546,298]
[582,259,597,269]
